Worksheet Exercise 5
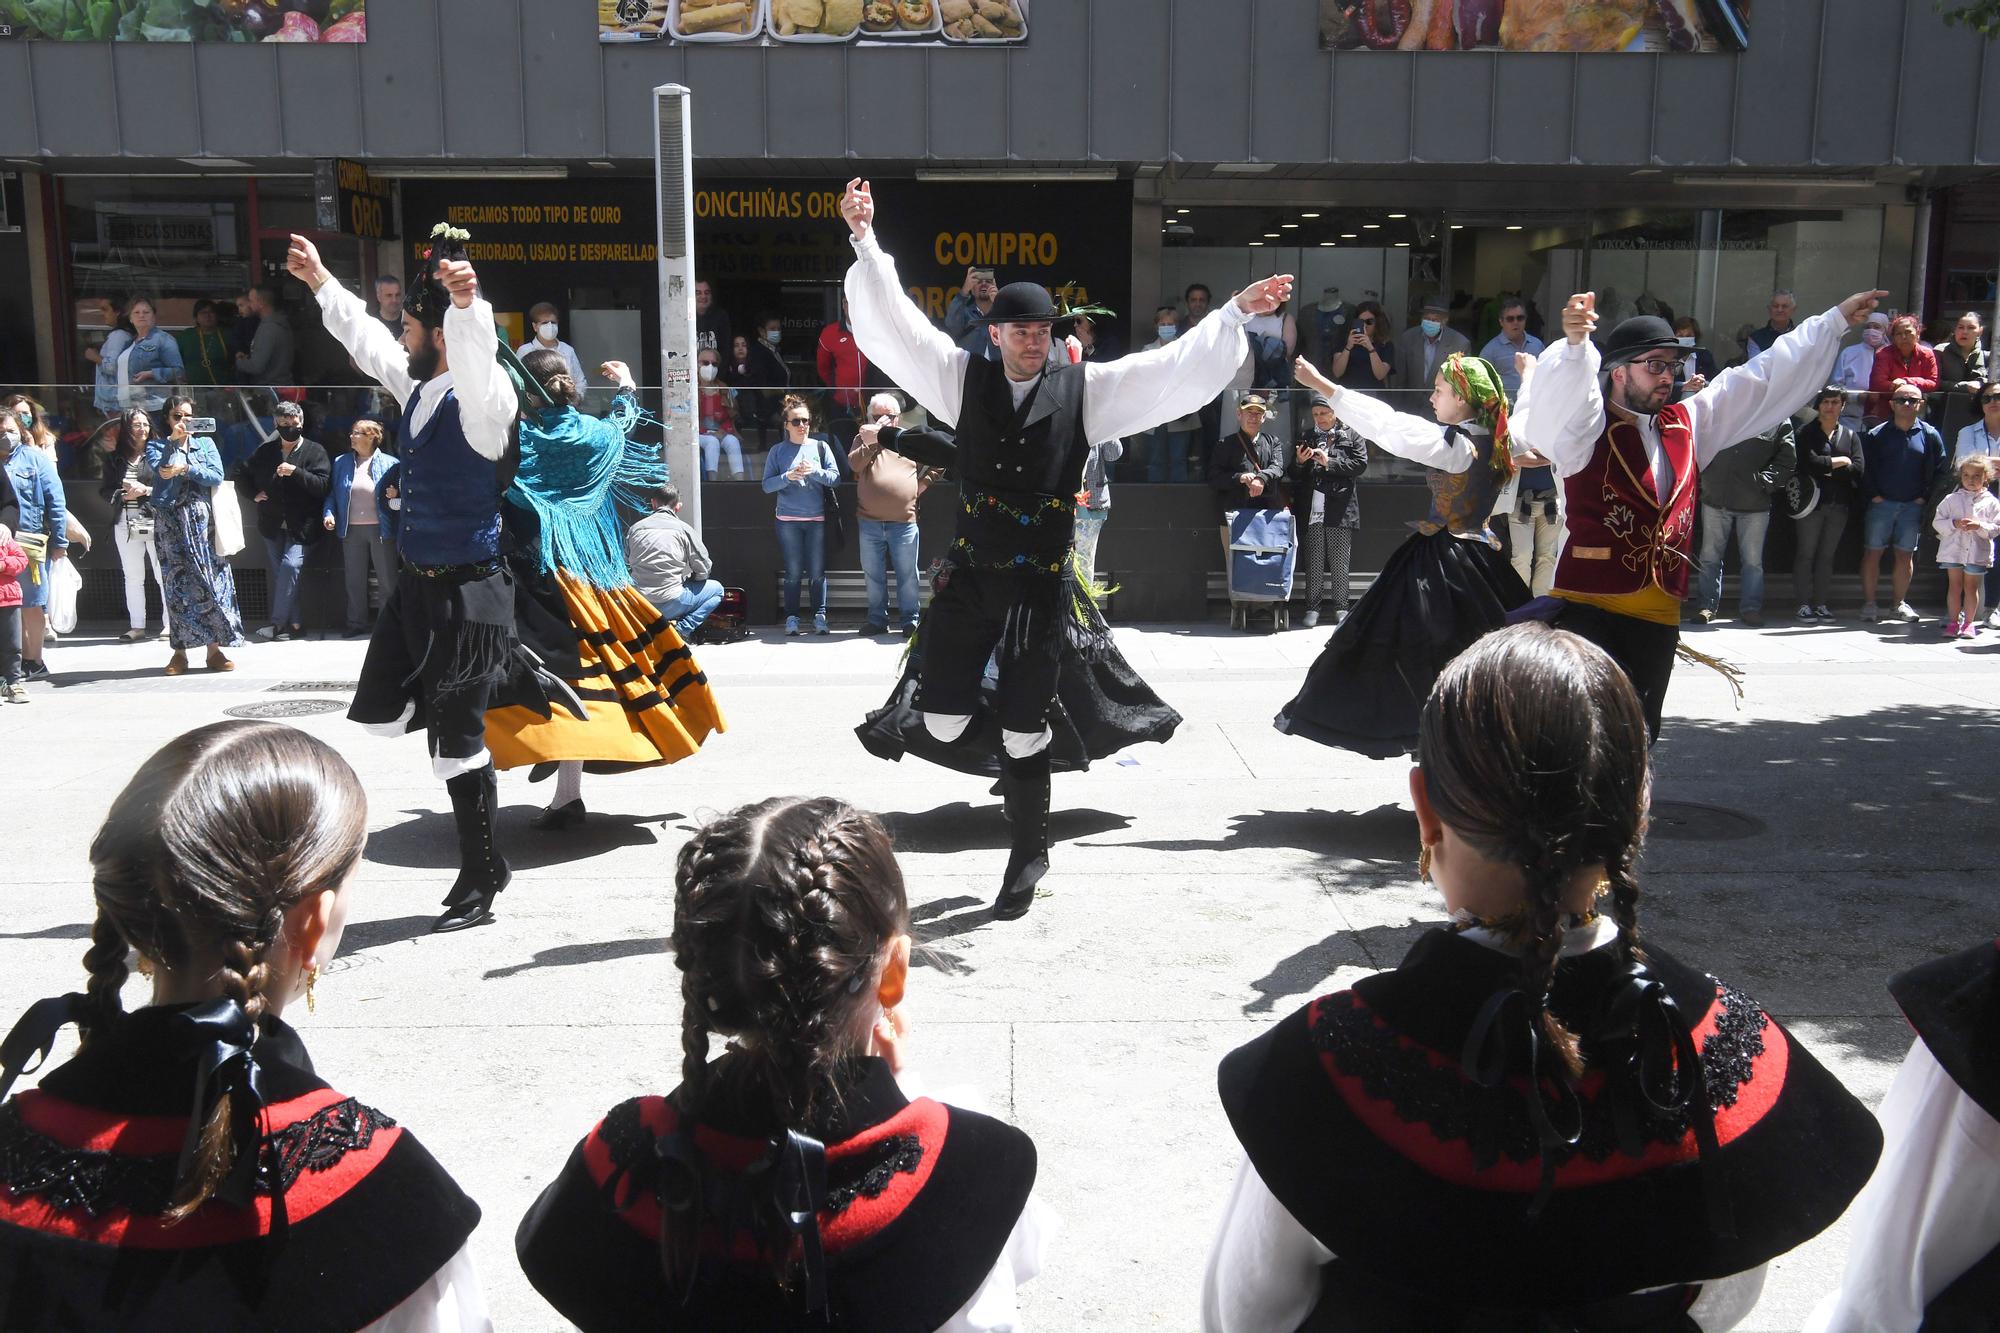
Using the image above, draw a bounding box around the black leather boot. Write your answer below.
[436,766,509,932]
[993,752,1051,920]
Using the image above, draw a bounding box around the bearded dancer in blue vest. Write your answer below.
[289,228,530,933]
[839,178,1294,919]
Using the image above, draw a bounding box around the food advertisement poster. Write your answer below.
[0,0,365,42]
[599,0,1027,45]
[1318,0,1748,52]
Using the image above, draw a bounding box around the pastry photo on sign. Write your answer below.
[1317,0,1749,52]
[940,0,1025,41]
[674,0,760,37]
[772,0,863,38]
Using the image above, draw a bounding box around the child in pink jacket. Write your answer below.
[0,522,28,702]
[1934,454,2000,638]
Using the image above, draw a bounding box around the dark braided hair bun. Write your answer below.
[1418,623,1651,1079]
[671,797,910,1131]
[520,347,582,409]
[86,721,368,1218]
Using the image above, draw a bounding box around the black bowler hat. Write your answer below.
[976,282,1062,325]
[1602,314,1700,369]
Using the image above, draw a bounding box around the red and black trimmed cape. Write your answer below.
[1887,937,2000,1325]
[1218,928,1881,1319]
[516,1056,1035,1332]
[0,1007,479,1332]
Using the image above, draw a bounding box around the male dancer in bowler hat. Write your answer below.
[838,177,1293,918]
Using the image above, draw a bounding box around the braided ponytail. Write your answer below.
[78,912,130,1047]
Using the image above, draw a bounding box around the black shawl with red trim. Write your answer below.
[516,1055,1035,1332]
[1218,929,1881,1313]
[0,1007,479,1332]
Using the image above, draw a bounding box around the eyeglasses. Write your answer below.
[1629,358,1684,377]
[1982,394,2000,404]
[1892,397,1923,406]
[170,411,192,421]
[786,416,811,425]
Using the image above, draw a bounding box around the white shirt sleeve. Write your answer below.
[1805,1037,2000,1333]
[1330,384,1477,473]
[1200,1157,1333,1333]
[1510,338,1607,479]
[934,1194,1058,1333]
[316,278,416,406]
[1688,307,1848,469]
[358,1243,493,1333]
[1081,301,1252,445]
[443,297,516,463]
[844,232,971,427]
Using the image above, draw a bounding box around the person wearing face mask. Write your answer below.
[1834,312,1887,426]
[695,348,743,480]
[1393,295,1470,421]
[516,302,588,394]
[740,314,792,451]
[1508,286,1887,740]
[1142,308,1201,482]
[233,401,331,641]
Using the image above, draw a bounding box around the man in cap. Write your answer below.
[1394,294,1470,419]
[1511,285,1886,739]
[1209,392,1290,627]
[289,227,527,933]
[839,177,1292,918]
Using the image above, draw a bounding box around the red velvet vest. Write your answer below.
[1554,402,1698,600]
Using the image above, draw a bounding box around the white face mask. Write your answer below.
[536,321,559,341]
[698,364,717,382]
[1677,336,1695,346]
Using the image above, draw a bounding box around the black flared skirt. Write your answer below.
[1274,528,1528,759]
[856,578,1182,777]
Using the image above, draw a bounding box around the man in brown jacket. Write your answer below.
[849,390,943,635]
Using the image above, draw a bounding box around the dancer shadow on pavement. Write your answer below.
[361,808,673,870]
[1242,919,1435,1017]
[484,936,668,980]
[1123,803,1417,868]
[877,802,1130,853]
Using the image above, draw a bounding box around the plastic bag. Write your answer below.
[48,555,81,635]
[210,480,246,559]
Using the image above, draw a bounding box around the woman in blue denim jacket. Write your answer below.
[89,296,186,414]
[144,396,243,674]
[0,411,65,682]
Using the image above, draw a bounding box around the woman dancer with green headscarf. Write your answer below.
[1275,351,1529,757]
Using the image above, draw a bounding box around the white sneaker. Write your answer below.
[1895,602,1921,622]
[1986,609,2000,630]
[1860,603,1881,622]
[1796,604,1815,621]
[254,625,277,640]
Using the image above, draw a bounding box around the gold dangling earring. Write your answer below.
[1417,842,1433,884]
[305,963,320,1015]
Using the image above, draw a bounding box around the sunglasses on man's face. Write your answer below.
[1893,397,1923,406]
[1982,394,2000,404]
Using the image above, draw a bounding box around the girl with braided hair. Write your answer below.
[1207,624,1881,1332]
[481,347,724,833]
[518,796,1049,1331]
[1276,351,1531,759]
[0,721,485,1330]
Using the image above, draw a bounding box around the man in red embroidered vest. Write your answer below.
[1512,288,1885,739]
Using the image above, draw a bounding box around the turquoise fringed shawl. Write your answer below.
[507,391,665,591]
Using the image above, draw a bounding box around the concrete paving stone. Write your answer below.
[2,619,1994,1331]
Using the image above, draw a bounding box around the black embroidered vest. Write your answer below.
[948,356,1089,575]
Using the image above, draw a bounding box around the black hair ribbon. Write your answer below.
[173,999,268,1213]
[1461,987,1583,1222]
[770,1130,830,1315]
[0,993,88,1102]
[1597,964,1735,1239]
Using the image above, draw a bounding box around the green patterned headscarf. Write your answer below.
[1439,352,1513,479]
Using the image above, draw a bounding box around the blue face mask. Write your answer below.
[1420,319,1443,338]
[1156,326,1179,342]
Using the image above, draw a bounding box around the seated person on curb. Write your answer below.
[517,797,1051,1332]
[1206,623,1880,1333]
[0,721,485,1329]
[625,484,723,640]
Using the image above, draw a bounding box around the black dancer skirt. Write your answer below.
[856,573,1182,777]
[1273,528,1528,759]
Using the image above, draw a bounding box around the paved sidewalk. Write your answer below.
[1,612,1992,1330]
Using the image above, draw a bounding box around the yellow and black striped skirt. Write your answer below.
[486,570,724,771]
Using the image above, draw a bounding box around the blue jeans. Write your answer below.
[775,520,826,620]
[859,518,921,628]
[1695,505,1770,614]
[655,579,724,637]
[1147,427,1193,483]
[264,534,306,627]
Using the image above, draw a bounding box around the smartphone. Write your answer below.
[187,417,218,435]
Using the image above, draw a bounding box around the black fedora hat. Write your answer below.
[976,281,1062,325]
[1602,314,1701,369]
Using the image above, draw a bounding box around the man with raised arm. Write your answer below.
[838,177,1293,919]
[1510,285,1886,740]
[289,226,523,933]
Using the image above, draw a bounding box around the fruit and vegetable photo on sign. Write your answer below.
[1318,0,1748,51]
[0,0,366,42]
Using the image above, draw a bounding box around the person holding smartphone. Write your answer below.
[1329,301,1395,395]
[945,265,1002,360]
[142,395,243,676]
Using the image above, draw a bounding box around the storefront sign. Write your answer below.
[599,0,1027,45]
[1318,0,1748,52]
[315,159,396,240]
[398,179,660,310]
[0,0,367,42]
[103,212,216,251]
